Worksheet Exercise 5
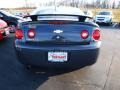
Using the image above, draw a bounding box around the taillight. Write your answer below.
[15,29,23,39]
[80,30,89,39]
[28,29,36,38]
[92,29,100,40]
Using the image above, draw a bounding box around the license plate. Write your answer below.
[48,52,68,62]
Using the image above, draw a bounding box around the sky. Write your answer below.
[0,0,119,8]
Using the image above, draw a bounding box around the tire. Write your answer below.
[108,19,113,26]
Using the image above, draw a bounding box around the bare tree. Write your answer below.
[112,0,116,9]
[118,1,120,8]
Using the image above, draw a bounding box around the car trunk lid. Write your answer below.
[22,21,93,45]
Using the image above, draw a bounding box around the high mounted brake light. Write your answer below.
[48,21,66,24]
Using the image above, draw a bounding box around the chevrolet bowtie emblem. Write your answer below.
[53,30,63,34]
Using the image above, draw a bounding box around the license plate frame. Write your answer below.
[48,52,68,62]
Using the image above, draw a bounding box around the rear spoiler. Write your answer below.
[24,14,93,22]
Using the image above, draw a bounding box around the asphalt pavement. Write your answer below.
[0,26,120,90]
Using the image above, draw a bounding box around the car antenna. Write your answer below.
[54,0,57,11]
[25,0,29,15]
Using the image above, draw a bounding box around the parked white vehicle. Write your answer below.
[94,11,114,25]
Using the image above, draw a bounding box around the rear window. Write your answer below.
[29,7,88,22]
[31,7,84,16]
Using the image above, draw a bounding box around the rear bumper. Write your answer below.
[15,42,101,68]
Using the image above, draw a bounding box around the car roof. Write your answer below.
[31,6,85,16]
